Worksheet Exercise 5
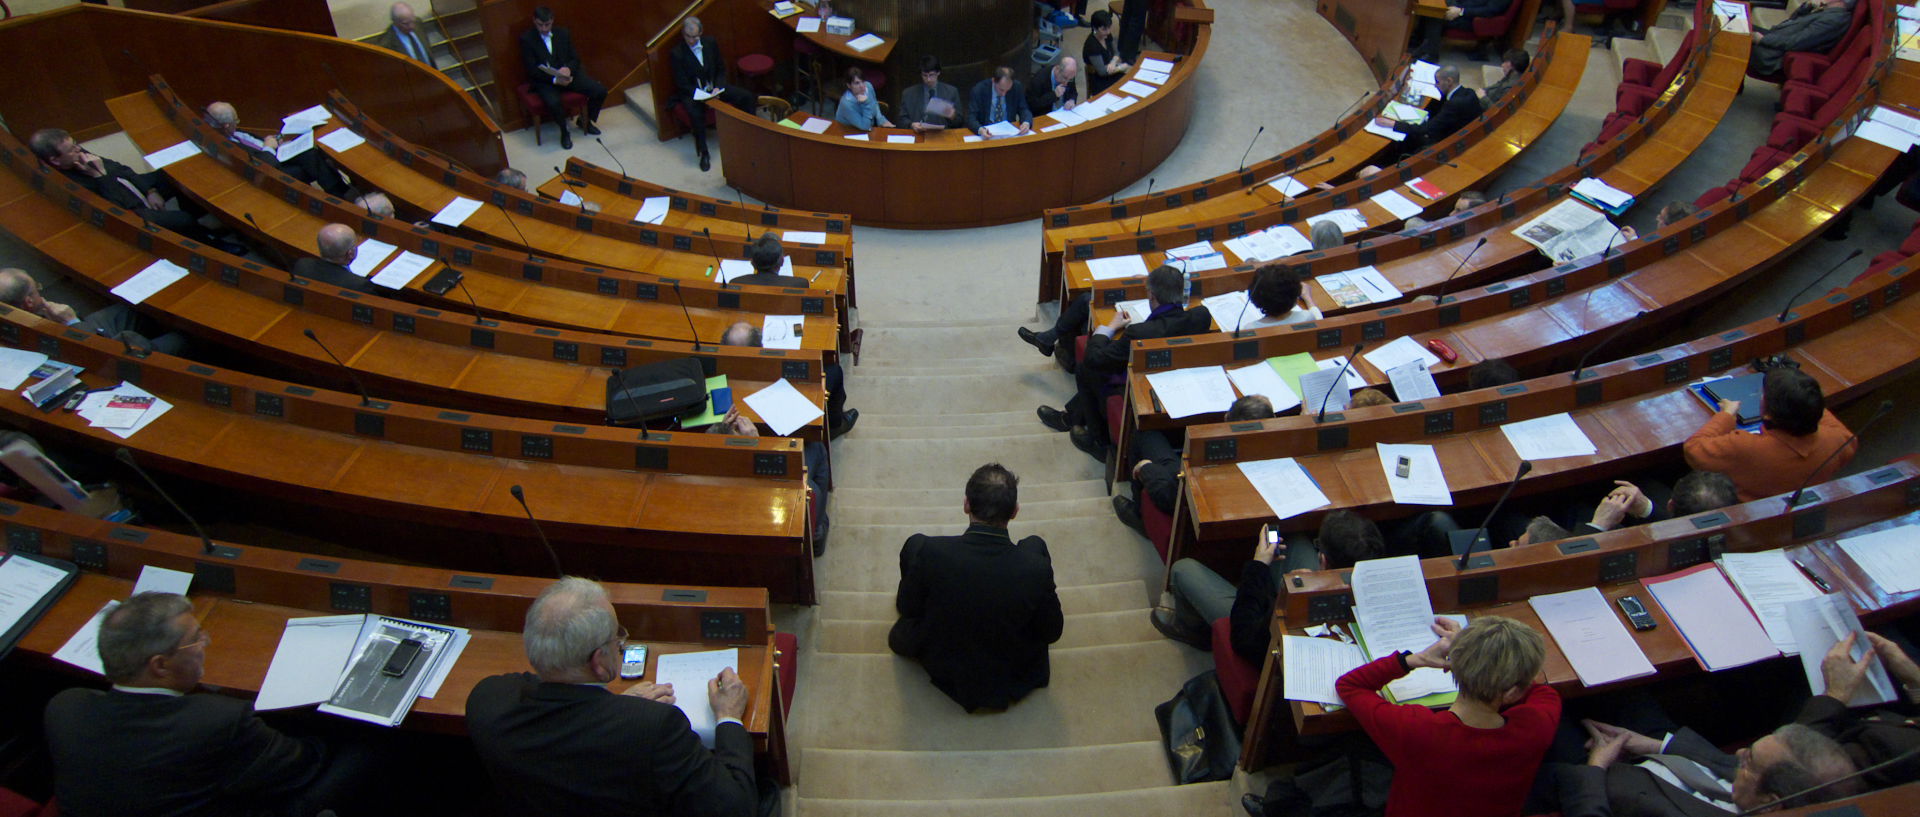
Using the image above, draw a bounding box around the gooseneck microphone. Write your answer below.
[1132,178,1157,235]
[671,279,704,350]
[1570,310,1647,383]
[1779,248,1863,323]
[597,138,629,179]
[450,271,495,327]
[702,227,726,281]
[731,185,756,242]
[1785,399,1893,508]
[1431,236,1488,302]
[493,198,540,261]
[509,484,566,579]
[1236,126,1265,173]
[1316,343,1366,423]
[554,165,587,187]
[303,328,376,406]
[1335,90,1370,124]
[114,447,216,555]
[1458,460,1533,570]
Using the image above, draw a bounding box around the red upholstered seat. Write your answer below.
[1105,393,1125,447]
[1615,85,1656,117]
[1441,0,1524,48]
[514,82,590,146]
[1693,182,1737,209]
[773,631,798,718]
[1142,489,1174,560]
[1898,225,1920,256]
[1622,28,1693,88]
[1737,146,1793,184]
[1863,250,1906,282]
[738,54,775,77]
[1211,617,1258,725]
[0,789,51,817]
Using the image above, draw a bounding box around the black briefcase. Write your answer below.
[606,358,708,425]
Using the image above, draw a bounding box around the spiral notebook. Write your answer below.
[314,615,463,727]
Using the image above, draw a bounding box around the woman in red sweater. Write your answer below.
[1336,616,1560,817]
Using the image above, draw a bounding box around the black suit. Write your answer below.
[43,688,327,817]
[669,36,756,157]
[1551,728,1738,817]
[292,256,375,294]
[520,26,609,132]
[965,79,1034,133]
[1070,303,1214,442]
[465,673,756,816]
[1394,84,1482,153]
[890,523,1064,712]
[59,158,224,247]
[1794,693,1920,788]
[226,131,350,198]
[1026,67,1079,116]
[729,272,808,288]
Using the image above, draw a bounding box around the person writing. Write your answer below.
[1337,616,1560,817]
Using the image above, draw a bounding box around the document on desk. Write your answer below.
[1282,635,1365,706]
[886,134,917,144]
[430,196,484,228]
[1119,80,1157,98]
[1499,412,1598,461]
[1299,367,1350,416]
[1406,80,1443,101]
[1386,359,1441,402]
[1227,361,1300,412]
[981,120,1022,138]
[1376,443,1451,506]
[795,16,821,32]
[558,189,585,208]
[319,615,460,727]
[784,230,828,245]
[280,104,332,135]
[1085,254,1150,281]
[1786,594,1897,706]
[1114,298,1151,324]
[717,259,755,284]
[1141,57,1175,73]
[1136,69,1171,85]
[1145,366,1236,419]
[0,348,50,390]
[1644,563,1779,671]
[131,565,193,596]
[1042,107,1088,127]
[655,647,741,748]
[318,127,366,153]
[1370,190,1424,221]
[1309,209,1369,234]
[1572,178,1635,211]
[1236,457,1330,521]
[1857,119,1920,151]
[1165,240,1217,260]
[1835,526,1920,593]
[1382,101,1429,125]
[1719,550,1822,654]
[1317,356,1368,390]
[53,600,118,675]
[1364,119,1408,142]
[1203,290,1254,331]
[1264,174,1308,199]
[111,259,190,306]
[1173,252,1227,273]
[761,314,805,350]
[846,33,884,52]
[1363,335,1441,374]
[0,554,72,642]
[1528,587,1655,687]
[1712,1,1751,33]
[1409,60,1440,85]
[743,378,823,437]
[143,140,201,170]
[256,614,363,710]
[76,384,171,439]
[348,239,399,278]
[634,196,671,224]
[799,117,833,134]
[1351,555,1456,701]
[843,133,870,140]
[371,252,434,289]
[274,129,315,163]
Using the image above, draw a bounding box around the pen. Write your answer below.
[1793,560,1832,593]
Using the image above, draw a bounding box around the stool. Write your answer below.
[738,53,776,96]
[515,82,589,146]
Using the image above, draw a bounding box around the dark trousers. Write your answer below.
[825,362,848,430]
[1131,429,1181,514]
[1118,0,1149,61]
[1064,356,1117,443]
[77,305,187,356]
[672,87,756,155]
[533,74,610,132]
[276,149,350,198]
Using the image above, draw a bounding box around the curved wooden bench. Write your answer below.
[550,157,851,241]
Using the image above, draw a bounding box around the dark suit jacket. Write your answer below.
[1026,67,1080,116]
[1081,303,1214,380]
[730,272,808,288]
[61,157,158,212]
[44,688,326,817]
[1552,728,1738,817]
[1396,83,1481,147]
[374,24,433,62]
[965,79,1034,132]
[670,36,728,101]
[1456,0,1512,18]
[1795,693,1920,788]
[292,256,375,294]
[465,673,756,816]
[1753,5,1851,75]
[899,81,962,129]
[521,26,586,87]
[895,523,1063,712]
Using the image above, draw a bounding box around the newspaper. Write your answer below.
[1511,199,1623,263]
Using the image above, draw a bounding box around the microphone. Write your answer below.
[1785,399,1891,508]
[1132,177,1157,235]
[701,227,726,281]
[1431,237,1487,301]
[670,279,704,350]
[1778,248,1863,323]
[303,328,376,406]
[597,138,629,179]
[1570,310,1647,382]
[1229,290,1254,333]
[114,447,216,555]
[493,197,540,261]
[1316,343,1365,423]
[1334,91,1370,124]
[1236,125,1265,172]
[244,213,292,280]
[554,165,587,187]
[447,270,495,327]
[1729,743,1920,817]
[509,485,566,579]
[1458,460,1533,570]
[731,185,756,241]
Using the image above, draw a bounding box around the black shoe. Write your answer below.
[559,128,573,150]
[214,238,250,256]
[1037,405,1071,432]
[582,122,602,136]
[699,152,712,172]
[1240,793,1266,817]
[1149,608,1212,651]
[1017,326,1056,357]
[1070,425,1110,462]
[1113,495,1146,536]
[830,408,859,439]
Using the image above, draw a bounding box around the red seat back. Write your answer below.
[773,631,798,719]
[1210,617,1258,725]
[1142,490,1174,560]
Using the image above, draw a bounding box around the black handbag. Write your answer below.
[1153,669,1242,783]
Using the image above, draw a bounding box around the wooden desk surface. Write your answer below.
[761,0,894,64]
[535,175,854,253]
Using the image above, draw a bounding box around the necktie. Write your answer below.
[407,32,426,63]
[992,94,1004,124]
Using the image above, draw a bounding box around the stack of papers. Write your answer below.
[1118,80,1157,98]
[634,197,671,224]
[1786,594,1897,706]
[1236,457,1330,521]
[1528,587,1656,686]
[1300,366,1351,416]
[1113,298,1151,323]
[1835,526,1920,593]
[1351,555,1457,701]
[370,252,434,289]
[742,379,822,437]
[1224,226,1312,262]
[846,33,884,52]
[1364,119,1408,141]
[1719,550,1822,654]
[76,383,172,439]
[1512,198,1623,263]
[1643,563,1779,671]
[1315,267,1401,307]
[1225,361,1300,412]
[348,239,400,278]
[0,554,75,644]
[1571,178,1635,215]
[318,128,366,153]
[1141,58,1175,73]
[1377,443,1450,505]
[1382,101,1429,124]
[799,118,833,134]
[1144,366,1236,418]
[1137,69,1171,85]
[1085,254,1150,281]
[796,16,821,32]
[1265,175,1308,198]
[143,141,202,170]
[1043,108,1088,127]
[280,104,331,135]
[1308,209,1368,234]
[1202,290,1256,330]
[1282,635,1366,706]
[1361,335,1441,375]
[111,259,191,305]
[1498,413,1597,460]
[257,614,469,727]
[981,120,1023,138]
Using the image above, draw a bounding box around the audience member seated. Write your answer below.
[1035,265,1212,461]
[0,268,186,355]
[1796,631,1920,786]
[1485,49,1531,100]
[1466,358,1520,390]
[1618,201,1693,241]
[730,233,808,287]
[667,16,755,171]
[1027,57,1080,116]
[1245,263,1323,328]
[520,5,609,151]
[1376,66,1481,155]
[466,577,758,815]
[204,101,352,198]
[900,55,962,133]
[1683,368,1855,501]
[1452,190,1489,215]
[494,167,529,190]
[1151,510,1385,659]
[1113,394,1274,534]
[30,128,247,255]
[1337,616,1560,817]
[890,464,1064,713]
[1308,220,1345,251]
[1409,0,1515,62]
[1351,387,1394,407]
[44,592,346,817]
[1751,0,1855,78]
[293,223,377,294]
[1564,470,1736,535]
[966,67,1034,137]
[720,318,855,438]
[1082,10,1131,97]
[834,67,894,132]
[1552,719,1863,816]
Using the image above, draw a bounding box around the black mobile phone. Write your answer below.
[1617,596,1656,631]
[381,638,425,677]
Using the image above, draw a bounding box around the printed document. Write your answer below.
[53,600,118,675]
[0,348,49,390]
[76,383,171,440]
[1528,587,1655,686]
[1226,361,1300,412]
[1351,555,1456,700]
[1086,254,1150,281]
[655,648,741,748]
[783,231,828,245]
[143,141,201,170]
[111,259,190,306]
[1512,198,1622,263]
[1719,550,1822,654]
[761,315,805,350]
[1572,178,1634,210]
[1835,526,1920,593]
[274,130,315,163]
[1235,457,1330,521]
[0,555,69,637]
[1114,298,1151,323]
[1370,190,1423,221]
[742,379,823,436]
[1282,635,1364,706]
[430,197,484,228]
[318,127,366,153]
[1499,413,1598,460]
[1145,366,1237,419]
[1362,335,1441,374]
[256,615,363,710]
[634,197,670,224]
[1203,290,1256,331]
[1299,367,1349,416]
[1786,594,1897,706]
[1309,209,1369,234]
[1265,175,1308,198]
[131,565,193,596]
[1119,80,1157,98]
[1376,443,1451,506]
[371,252,434,289]
[846,33,884,52]
[1386,359,1441,402]
[348,239,399,277]
[1643,564,1779,671]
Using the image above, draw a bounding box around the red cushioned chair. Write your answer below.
[1211,617,1258,725]
[1620,28,1694,88]
[1614,86,1656,118]
[1780,38,1872,114]
[1897,225,1920,256]
[1105,393,1125,448]
[1141,492,1175,560]
[1765,0,1873,82]
[514,83,589,147]
[1440,0,1525,57]
[1693,180,1739,209]
[0,789,51,817]
[1863,250,1906,281]
[1736,146,1793,184]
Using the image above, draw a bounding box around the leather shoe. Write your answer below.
[830,408,859,439]
[1149,607,1211,651]
[582,122,602,136]
[698,152,712,172]
[1036,405,1071,432]
[1240,793,1265,817]
[1112,495,1146,536]
[1016,326,1056,357]
[558,128,573,150]
[1069,425,1109,462]
[214,238,251,257]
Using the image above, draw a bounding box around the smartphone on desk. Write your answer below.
[621,643,649,679]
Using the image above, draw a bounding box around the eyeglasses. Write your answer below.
[170,628,211,654]
[593,626,629,660]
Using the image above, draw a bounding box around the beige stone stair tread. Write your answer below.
[816,608,1163,652]
[797,742,1176,800]
[816,581,1149,620]
[831,478,1112,506]
[795,781,1236,816]
[815,519,1162,593]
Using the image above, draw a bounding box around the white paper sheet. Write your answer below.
[1858,119,1919,151]
[1363,335,1442,374]
[1227,362,1301,412]
[1351,555,1455,700]
[1720,550,1822,654]
[1347,268,1403,303]
[1282,635,1365,706]
[962,135,984,143]
[1786,594,1897,706]
[796,16,822,32]
[1085,254,1150,281]
[1300,367,1349,416]
[654,648,741,748]
[1136,69,1171,85]
[1265,175,1308,198]
[0,348,50,390]
[742,379,823,437]
[1572,178,1635,209]
[1236,457,1330,521]
[1406,80,1442,100]
[1317,356,1366,389]
[842,133,870,141]
[1370,190,1424,221]
[761,314,805,350]
[1836,526,1920,593]
[1165,240,1217,259]
[76,383,172,439]
[1119,80,1157,97]
[1870,105,1920,137]
[1529,587,1656,687]
[1386,359,1440,402]
[1500,413,1598,460]
[111,259,190,305]
[430,197,484,227]
[255,614,362,710]
[0,555,69,637]
[634,197,670,224]
[846,33,884,52]
[799,118,833,134]
[1114,298,1151,324]
[143,140,201,170]
[1409,61,1440,84]
[1377,443,1451,506]
[1171,252,1227,273]
[54,600,119,674]
[132,565,193,596]
[783,230,828,245]
[1043,107,1088,127]
[1140,58,1174,73]
[1312,209,1369,234]
[693,87,721,102]
[1145,366,1237,419]
[348,239,399,278]
[1645,566,1779,671]
[718,259,755,284]
[416,628,470,699]
[982,120,1022,138]
[317,127,366,153]
[280,104,331,134]
[558,189,585,208]
[370,252,434,289]
[1364,119,1408,142]
[1202,290,1256,331]
[274,130,315,163]
[1712,1,1751,33]
[885,134,917,144]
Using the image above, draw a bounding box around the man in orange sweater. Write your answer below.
[1683,368,1856,502]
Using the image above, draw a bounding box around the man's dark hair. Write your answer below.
[1759,725,1866,809]
[1146,264,1184,306]
[1762,368,1824,436]
[1090,9,1114,29]
[1658,201,1693,225]
[28,128,68,161]
[749,233,784,273]
[1225,395,1274,421]
[919,55,942,73]
[532,5,554,21]
[965,463,1019,527]
[992,66,1016,83]
[1467,359,1520,390]
[1670,470,1737,516]
[1317,510,1386,569]
[1247,264,1304,319]
[1503,49,1530,74]
[1523,516,1570,545]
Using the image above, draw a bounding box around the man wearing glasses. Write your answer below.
[900,55,962,133]
[466,577,758,814]
[43,592,335,817]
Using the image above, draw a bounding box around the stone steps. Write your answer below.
[834,497,1116,526]
[815,519,1159,594]
[816,608,1161,653]
[831,478,1111,507]
[796,742,1176,800]
[831,433,1107,488]
[815,581,1151,622]
[794,782,1236,817]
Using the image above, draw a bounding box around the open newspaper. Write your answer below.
[1511,199,1624,263]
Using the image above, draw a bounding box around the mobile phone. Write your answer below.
[620,643,649,679]
[1617,596,1656,631]
[1395,456,1411,478]
[381,638,424,677]
[1425,338,1459,363]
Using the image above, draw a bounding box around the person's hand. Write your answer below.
[1719,399,1741,418]
[1821,633,1876,703]
[1104,309,1133,334]
[1406,616,1462,669]
[708,666,748,720]
[1445,5,1464,19]
[1374,116,1394,128]
[1254,526,1281,564]
[556,74,573,86]
[1590,490,1635,531]
[42,301,77,325]
[1062,98,1076,110]
[1610,480,1653,518]
[145,189,167,210]
[264,134,282,151]
[1618,225,1638,242]
[911,121,928,132]
[621,681,676,703]
[1864,632,1920,689]
[1586,729,1630,769]
[1582,720,1664,757]
[1017,122,1032,134]
[721,406,758,437]
[557,66,572,78]
[1132,458,1152,480]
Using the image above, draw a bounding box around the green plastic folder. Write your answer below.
[778,119,804,130]
[680,375,730,427]
[1267,353,1323,400]
[1347,620,1461,707]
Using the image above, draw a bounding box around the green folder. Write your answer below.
[1267,353,1323,400]
[778,118,804,130]
[679,375,730,427]
[1348,621,1462,708]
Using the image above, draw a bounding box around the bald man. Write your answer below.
[291,224,376,294]
[1027,57,1080,116]
[0,268,186,355]
[373,3,435,66]
[205,101,351,198]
